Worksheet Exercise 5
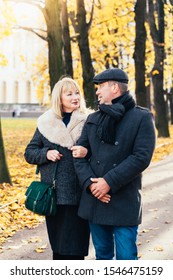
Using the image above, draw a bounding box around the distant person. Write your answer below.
[24,77,90,260]
[12,110,16,118]
[74,68,156,260]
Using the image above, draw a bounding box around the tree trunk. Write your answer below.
[134,0,147,107]
[61,0,73,77]
[44,0,65,91]
[0,117,11,184]
[168,91,173,124]
[148,0,169,137]
[76,0,96,108]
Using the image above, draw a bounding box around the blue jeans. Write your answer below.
[90,223,138,260]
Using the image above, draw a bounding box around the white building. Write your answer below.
[0,3,48,116]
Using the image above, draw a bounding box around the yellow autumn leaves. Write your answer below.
[152,126,173,162]
[0,118,44,249]
[0,183,44,249]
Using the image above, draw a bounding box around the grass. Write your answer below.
[1,118,37,188]
[1,117,37,131]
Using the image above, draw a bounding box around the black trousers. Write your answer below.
[46,205,89,256]
[53,252,84,260]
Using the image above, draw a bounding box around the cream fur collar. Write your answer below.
[37,109,88,149]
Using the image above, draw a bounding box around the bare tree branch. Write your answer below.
[5,0,49,37]
[14,25,48,41]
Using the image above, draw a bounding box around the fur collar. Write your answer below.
[37,109,88,148]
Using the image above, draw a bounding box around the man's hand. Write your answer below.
[89,178,111,203]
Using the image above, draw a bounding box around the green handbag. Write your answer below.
[25,160,58,216]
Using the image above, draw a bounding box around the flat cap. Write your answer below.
[93,68,129,84]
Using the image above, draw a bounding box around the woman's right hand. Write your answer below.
[47,150,63,162]
[71,145,88,158]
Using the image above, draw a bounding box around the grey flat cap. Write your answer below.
[93,68,129,84]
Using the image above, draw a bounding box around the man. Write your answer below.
[74,68,156,260]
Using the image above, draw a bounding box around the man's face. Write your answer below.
[95,82,116,105]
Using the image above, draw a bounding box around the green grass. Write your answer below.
[1,118,38,188]
[1,118,37,132]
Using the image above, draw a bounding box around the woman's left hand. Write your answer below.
[71,145,88,158]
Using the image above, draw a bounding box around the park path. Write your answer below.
[0,153,173,260]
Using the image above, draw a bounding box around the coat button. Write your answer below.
[97,160,100,164]
[114,141,119,145]
[113,163,117,167]
[101,140,104,144]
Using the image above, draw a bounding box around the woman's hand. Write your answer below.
[47,150,63,162]
[71,145,88,158]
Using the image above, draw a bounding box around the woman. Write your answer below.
[24,77,90,260]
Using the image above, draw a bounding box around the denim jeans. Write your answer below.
[90,223,138,260]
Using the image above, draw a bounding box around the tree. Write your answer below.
[61,0,73,77]
[0,1,16,184]
[88,0,136,91]
[43,0,65,90]
[148,0,169,137]
[7,0,96,106]
[70,0,96,107]
[7,0,65,91]
[0,118,12,184]
[133,0,147,107]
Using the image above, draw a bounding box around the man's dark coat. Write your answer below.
[74,106,156,226]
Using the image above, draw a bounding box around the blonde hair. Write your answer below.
[51,77,87,118]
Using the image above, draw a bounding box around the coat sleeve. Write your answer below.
[24,128,50,165]
[103,111,156,193]
[73,121,96,191]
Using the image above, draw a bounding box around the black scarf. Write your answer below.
[97,92,136,144]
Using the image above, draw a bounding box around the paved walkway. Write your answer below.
[0,153,173,260]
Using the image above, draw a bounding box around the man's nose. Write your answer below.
[96,89,99,95]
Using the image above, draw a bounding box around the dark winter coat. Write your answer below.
[24,108,88,205]
[74,104,156,226]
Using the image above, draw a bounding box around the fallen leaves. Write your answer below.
[5,237,47,254]
[154,246,164,252]
[0,183,44,248]
[152,126,173,162]
[35,244,48,253]
[0,119,45,250]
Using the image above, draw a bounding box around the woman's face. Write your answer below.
[61,86,80,112]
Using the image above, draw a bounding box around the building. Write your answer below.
[0,3,48,117]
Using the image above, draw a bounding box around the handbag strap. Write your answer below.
[52,158,59,181]
[35,144,59,183]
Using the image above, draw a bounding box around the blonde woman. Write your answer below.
[24,77,90,260]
